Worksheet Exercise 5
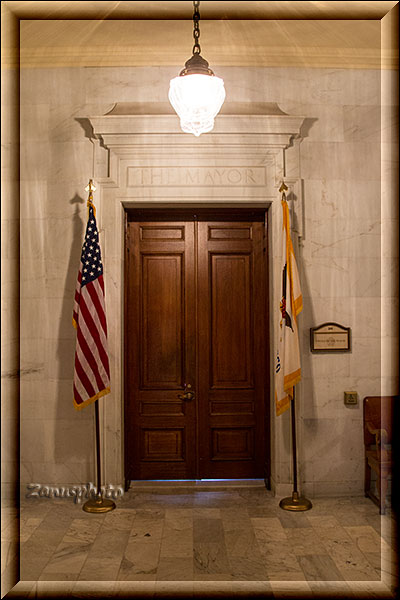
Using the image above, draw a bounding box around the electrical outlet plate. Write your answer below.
[344,391,358,405]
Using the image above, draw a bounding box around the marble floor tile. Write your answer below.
[38,541,91,579]
[129,517,164,543]
[16,489,398,593]
[229,556,269,581]
[251,517,288,542]
[117,556,157,581]
[78,555,122,581]
[101,509,136,533]
[224,528,261,558]
[284,527,328,555]
[335,509,379,527]
[344,525,382,553]
[84,529,130,561]
[220,507,250,522]
[193,491,240,508]
[122,539,161,576]
[307,515,342,528]
[257,540,305,581]
[132,507,166,520]
[156,557,194,581]
[61,518,102,544]
[20,531,63,580]
[193,518,224,543]
[192,508,221,519]
[297,554,344,581]
[159,525,193,558]
[193,542,230,575]
[247,506,281,518]
[277,511,312,529]
[363,551,381,573]
[321,537,380,581]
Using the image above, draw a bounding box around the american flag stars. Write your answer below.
[80,210,104,284]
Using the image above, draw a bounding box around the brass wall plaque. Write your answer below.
[310,322,351,353]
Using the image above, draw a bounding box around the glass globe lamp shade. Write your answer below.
[169,73,225,137]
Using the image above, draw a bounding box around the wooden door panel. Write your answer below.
[141,253,184,388]
[125,221,196,480]
[198,221,266,479]
[210,253,253,388]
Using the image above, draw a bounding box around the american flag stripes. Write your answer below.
[72,199,110,410]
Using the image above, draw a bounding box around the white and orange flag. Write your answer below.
[275,190,303,416]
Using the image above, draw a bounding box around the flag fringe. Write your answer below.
[275,391,290,416]
[73,387,111,411]
[284,368,301,390]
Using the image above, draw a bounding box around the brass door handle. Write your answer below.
[177,383,195,401]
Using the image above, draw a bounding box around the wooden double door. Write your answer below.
[124,209,269,481]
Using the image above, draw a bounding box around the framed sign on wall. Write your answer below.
[310,322,351,353]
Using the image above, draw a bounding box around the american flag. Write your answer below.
[72,199,110,410]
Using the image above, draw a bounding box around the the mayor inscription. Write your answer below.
[127,167,265,187]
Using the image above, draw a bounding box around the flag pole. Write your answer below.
[279,386,312,511]
[80,179,115,514]
[82,400,115,513]
[277,181,312,512]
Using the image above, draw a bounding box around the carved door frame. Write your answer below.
[85,103,304,494]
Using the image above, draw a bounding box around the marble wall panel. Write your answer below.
[49,141,94,185]
[301,257,351,298]
[300,376,380,420]
[300,141,381,182]
[220,66,381,106]
[308,219,381,259]
[280,102,345,142]
[303,179,381,221]
[20,380,92,421]
[20,67,88,107]
[20,103,50,142]
[301,297,381,338]
[343,105,381,143]
[20,460,94,487]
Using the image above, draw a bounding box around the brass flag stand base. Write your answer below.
[83,494,116,514]
[279,491,312,512]
[82,399,116,514]
[279,389,312,512]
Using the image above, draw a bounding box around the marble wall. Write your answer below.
[18,63,398,497]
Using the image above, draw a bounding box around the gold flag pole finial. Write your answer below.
[85,179,97,216]
[279,181,288,195]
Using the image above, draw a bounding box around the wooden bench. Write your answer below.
[363,396,396,514]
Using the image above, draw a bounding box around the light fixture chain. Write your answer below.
[192,0,201,54]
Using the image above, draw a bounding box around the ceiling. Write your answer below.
[2,1,398,69]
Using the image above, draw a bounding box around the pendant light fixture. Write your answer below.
[169,0,225,136]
